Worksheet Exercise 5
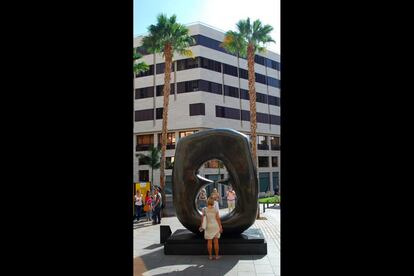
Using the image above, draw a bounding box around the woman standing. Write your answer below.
[145,191,152,222]
[199,197,223,260]
[134,190,143,222]
[198,188,207,210]
[211,188,220,212]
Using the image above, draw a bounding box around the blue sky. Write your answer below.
[134,0,280,54]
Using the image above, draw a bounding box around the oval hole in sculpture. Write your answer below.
[195,159,237,218]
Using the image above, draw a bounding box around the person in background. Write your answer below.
[152,188,162,225]
[226,186,236,213]
[145,190,152,222]
[211,188,220,212]
[199,197,223,260]
[198,188,207,210]
[134,190,143,222]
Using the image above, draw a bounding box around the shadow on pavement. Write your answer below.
[135,246,265,275]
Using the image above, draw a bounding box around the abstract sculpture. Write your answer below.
[172,128,258,235]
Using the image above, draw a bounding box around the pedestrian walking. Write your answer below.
[199,197,223,260]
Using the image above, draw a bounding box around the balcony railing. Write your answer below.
[271,145,281,151]
[136,144,153,151]
[157,143,176,150]
[257,144,270,150]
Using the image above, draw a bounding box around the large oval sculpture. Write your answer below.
[172,128,258,235]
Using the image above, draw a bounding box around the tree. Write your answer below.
[235,18,275,169]
[137,146,161,191]
[220,31,247,127]
[142,14,194,210]
[133,51,149,74]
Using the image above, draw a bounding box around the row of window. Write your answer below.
[136,131,280,151]
[135,103,280,125]
[135,79,280,106]
[215,105,280,125]
[192,35,280,70]
[136,34,280,71]
[136,56,280,88]
[258,156,279,167]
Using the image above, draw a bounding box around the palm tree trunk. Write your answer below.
[247,44,258,169]
[237,53,242,127]
[153,52,156,127]
[160,44,172,213]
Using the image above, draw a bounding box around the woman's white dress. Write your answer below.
[203,207,220,239]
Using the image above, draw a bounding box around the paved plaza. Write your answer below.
[134,206,280,276]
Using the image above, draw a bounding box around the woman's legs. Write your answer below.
[213,237,219,257]
[207,239,213,259]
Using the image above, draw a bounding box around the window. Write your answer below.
[139,156,149,165]
[255,73,267,84]
[189,103,205,116]
[257,112,270,124]
[255,55,266,65]
[166,157,174,169]
[270,115,280,125]
[258,136,269,150]
[267,77,280,88]
[272,172,279,194]
[179,131,197,139]
[241,110,250,121]
[156,108,163,120]
[272,156,278,167]
[256,93,268,104]
[239,68,248,79]
[268,95,280,106]
[224,85,239,98]
[200,57,221,72]
[135,86,154,99]
[259,172,270,192]
[156,84,175,96]
[223,64,238,77]
[240,89,249,100]
[270,136,280,150]
[139,170,149,182]
[136,134,154,151]
[157,133,176,149]
[258,156,269,167]
[136,64,154,78]
[215,106,240,120]
[135,109,154,122]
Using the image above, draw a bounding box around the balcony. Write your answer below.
[136,144,153,152]
[271,145,281,151]
[157,144,176,150]
[257,144,270,150]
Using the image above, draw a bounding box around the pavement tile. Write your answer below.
[255,264,274,274]
[237,263,255,272]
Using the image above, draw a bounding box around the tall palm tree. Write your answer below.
[236,18,275,169]
[143,14,194,210]
[220,31,247,127]
[137,146,161,191]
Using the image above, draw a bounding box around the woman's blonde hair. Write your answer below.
[207,197,215,206]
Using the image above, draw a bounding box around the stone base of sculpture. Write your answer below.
[164,228,267,255]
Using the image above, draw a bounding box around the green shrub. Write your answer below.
[258,195,280,204]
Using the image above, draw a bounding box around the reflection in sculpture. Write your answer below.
[172,128,258,235]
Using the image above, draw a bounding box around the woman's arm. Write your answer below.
[216,211,223,233]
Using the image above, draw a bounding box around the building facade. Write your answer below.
[133,22,280,200]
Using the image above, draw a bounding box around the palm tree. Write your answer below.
[137,146,161,192]
[221,31,247,127]
[236,18,275,169]
[133,51,149,74]
[143,14,194,210]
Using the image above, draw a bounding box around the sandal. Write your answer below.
[208,256,213,260]
[214,255,221,260]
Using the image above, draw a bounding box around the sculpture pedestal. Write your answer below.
[164,228,267,255]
